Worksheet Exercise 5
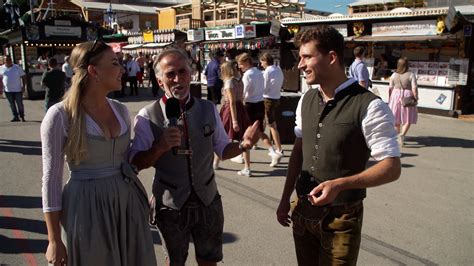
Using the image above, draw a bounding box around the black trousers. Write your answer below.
[128,76,138,96]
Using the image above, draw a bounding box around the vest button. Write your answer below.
[310,176,315,182]
[310,166,315,171]
[312,156,316,161]
[317,133,321,138]
[318,123,323,127]
[314,145,319,149]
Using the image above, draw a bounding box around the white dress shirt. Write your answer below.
[263,65,283,99]
[294,78,400,161]
[130,98,230,162]
[242,67,264,103]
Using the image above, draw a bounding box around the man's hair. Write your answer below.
[236,52,252,65]
[48,58,58,67]
[353,46,365,58]
[153,48,191,78]
[213,49,224,58]
[295,25,344,66]
[259,52,274,65]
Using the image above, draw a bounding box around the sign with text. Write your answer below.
[142,31,154,43]
[235,24,256,39]
[372,20,437,36]
[44,25,82,37]
[187,29,204,41]
[302,24,347,37]
[205,28,236,40]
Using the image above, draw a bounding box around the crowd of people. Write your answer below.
[0,24,417,265]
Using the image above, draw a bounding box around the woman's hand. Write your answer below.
[232,120,240,132]
[45,240,67,265]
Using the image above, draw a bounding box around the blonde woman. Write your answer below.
[41,41,156,265]
[388,57,418,145]
[213,61,252,175]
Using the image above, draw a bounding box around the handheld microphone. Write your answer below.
[165,97,181,155]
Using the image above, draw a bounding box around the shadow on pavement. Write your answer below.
[0,216,47,235]
[0,234,48,254]
[0,195,42,209]
[0,139,42,155]
[405,136,474,149]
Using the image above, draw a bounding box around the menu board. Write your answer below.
[409,61,450,86]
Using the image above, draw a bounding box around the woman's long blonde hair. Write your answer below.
[396,57,409,74]
[220,61,238,81]
[63,41,111,164]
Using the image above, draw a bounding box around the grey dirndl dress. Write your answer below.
[60,104,156,266]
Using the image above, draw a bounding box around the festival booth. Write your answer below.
[193,22,299,143]
[121,29,187,56]
[282,6,474,116]
[2,16,100,99]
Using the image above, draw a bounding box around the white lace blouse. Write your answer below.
[41,99,130,212]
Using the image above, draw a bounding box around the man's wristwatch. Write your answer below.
[239,142,247,152]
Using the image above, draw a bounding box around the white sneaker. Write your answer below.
[237,168,252,177]
[269,152,283,167]
[230,154,244,164]
[268,150,284,157]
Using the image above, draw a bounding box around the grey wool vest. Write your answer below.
[296,82,379,205]
[145,97,218,210]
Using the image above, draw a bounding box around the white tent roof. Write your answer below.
[72,0,157,14]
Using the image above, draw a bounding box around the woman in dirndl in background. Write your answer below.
[213,61,251,171]
[388,57,418,146]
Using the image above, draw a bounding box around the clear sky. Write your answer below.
[306,0,355,14]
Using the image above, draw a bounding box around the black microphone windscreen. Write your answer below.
[165,98,181,120]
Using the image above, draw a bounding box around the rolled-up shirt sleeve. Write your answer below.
[362,98,401,161]
[294,94,304,138]
[41,105,67,212]
[129,108,155,162]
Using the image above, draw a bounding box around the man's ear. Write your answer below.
[156,75,163,87]
[328,51,338,66]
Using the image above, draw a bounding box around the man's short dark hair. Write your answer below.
[48,58,57,67]
[353,46,365,58]
[213,49,224,58]
[295,25,345,66]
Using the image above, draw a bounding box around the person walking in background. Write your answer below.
[136,52,146,74]
[388,57,418,146]
[260,53,284,167]
[41,41,156,266]
[213,61,251,171]
[41,58,66,111]
[0,55,27,122]
[130,48,260,265]
[204,50,224,105]
[126,54,140,96]
[236,53,280,175]
[349,46,370,89]
[148,54,160,97]
[276,26,401,265]
[62,56,73,89]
